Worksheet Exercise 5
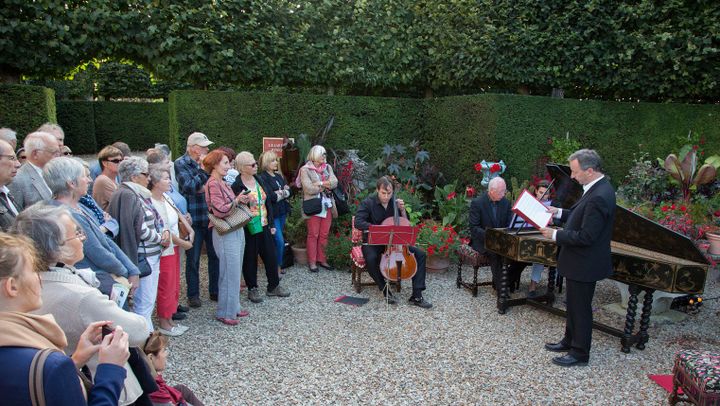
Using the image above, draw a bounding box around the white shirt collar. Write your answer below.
[583,175,604,194]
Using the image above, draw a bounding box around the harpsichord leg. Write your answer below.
[637,289,655,350]
[498,260,510,314]
[621,284,641,353]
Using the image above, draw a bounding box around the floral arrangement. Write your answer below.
[653,202,713,241]
[433,182,471,235]
[415,221,461,259]
[474,160,506,187]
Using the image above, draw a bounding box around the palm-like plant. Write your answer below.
[663,144,718,202]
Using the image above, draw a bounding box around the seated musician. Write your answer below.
[354,176,432,309]
[468,176,527,293]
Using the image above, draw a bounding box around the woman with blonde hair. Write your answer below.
[298,145,338,273]
[259,150,292,274]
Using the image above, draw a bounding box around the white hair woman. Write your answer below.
[298,145,338,273]
[108,157,171,332]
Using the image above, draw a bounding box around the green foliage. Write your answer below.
[548,134,582,164]
[433,182,469,229]
[415,221,460,259]
[325,213,354,270]
[370,140,437,191]
[56,101,96,154]
[283,196,307,247]
[94,102,168,151]
[0,85,56,140]
[663,145,718,202]
[96,62,153,100]
[617,152,676,209]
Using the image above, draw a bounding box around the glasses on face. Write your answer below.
[106,158,123,164]
[0,154,17,161]
[63,152,72,156]
[65,228,86,243]
[140,172,149,177]
[44,149,61,156]
[246,163,257,168]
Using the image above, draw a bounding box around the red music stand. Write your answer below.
[368,225,418,294]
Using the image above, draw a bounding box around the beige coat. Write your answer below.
[299,163,338,219]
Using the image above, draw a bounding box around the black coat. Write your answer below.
[468,193,513,254]
[259,171,292,219]
[555,177,616,282]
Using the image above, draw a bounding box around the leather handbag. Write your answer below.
[332,185,350,216]
[302,197,323,216]
[206,183,253,235]
[164,195,190,240]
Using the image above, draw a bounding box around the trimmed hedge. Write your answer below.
[94,102,168,151]
[57,101,96,154]
[168,91,424,159]
[0,84,56,142]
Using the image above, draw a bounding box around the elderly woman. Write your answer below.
[148,165,193,335]
[299,145,338,273]
[93,145,124,211]
[205,150,252,325]
[232,151,290,303]
[108,157,171,332]
[0,231,130,405]
[43,157,140,297]
[259,150,292,275]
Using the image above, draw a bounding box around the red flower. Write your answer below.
[447,192,457,200]
[671,204,676,210]
[661,206,669,212]
[460,237,470,245]
[680,205,687,212]
[474,163,483,172]
[427,245,435,255]
[465,186,476,197]
[692,145,699,151]
[432,225,438,232]
[714,210,720,217]
[490,163,501,173]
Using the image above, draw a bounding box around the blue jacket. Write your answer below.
[0,347,126,406]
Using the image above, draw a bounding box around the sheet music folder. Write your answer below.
[367,225,417,246]
[511,189,553,229]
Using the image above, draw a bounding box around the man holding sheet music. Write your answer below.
[468,177,527,292]
[354,176,432,309]
[539,149,616,367]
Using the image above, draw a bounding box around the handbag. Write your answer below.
[136,253,152,278]
[302,197,323,216]
[206,182,252,235]
[164,195,190,240]
[332,184,350,216]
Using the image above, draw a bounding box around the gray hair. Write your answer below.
[0,139,13,156]
[11,203,75,266]
[0,128,17,143]
[488,177,506,191]
[569,149,603,172]
[23,131,55,154]
[43,157,84,198]
[118,156,148,182]
[307,145,326,162]
[37,123,64,140]
[147,164,170,190]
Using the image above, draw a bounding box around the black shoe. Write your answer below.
[544,342,571,352]
[552,354,588,367]
[318,263,335,271]
[409,296,433,309]
[188,297,201,308]
[210,293,218,302]
[171,312,187,321]
[309,266,319,273]
[176,305,189,313]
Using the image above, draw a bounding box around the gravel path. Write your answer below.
[161,261,720,405]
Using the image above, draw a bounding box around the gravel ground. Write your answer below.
[158,258,720,406]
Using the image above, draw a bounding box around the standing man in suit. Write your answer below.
[540,149,616,367]
[0,139,21,230]
[469,177,526,292]
[8,131,58,210]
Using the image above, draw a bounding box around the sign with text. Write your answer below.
[262,137,294,158]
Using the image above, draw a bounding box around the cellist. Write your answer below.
[354,176,432,309]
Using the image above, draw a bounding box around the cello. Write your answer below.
[379,190,417,282]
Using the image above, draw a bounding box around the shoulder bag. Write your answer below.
[331,184,350,216]
[205,182,252,235]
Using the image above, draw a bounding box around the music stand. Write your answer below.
[368,224,417,299]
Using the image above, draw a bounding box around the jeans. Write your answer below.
[185,224,219,299]
[134,254,161,332]
[531,263,544,283]
[213,227,245,319]
[273,214,287,269]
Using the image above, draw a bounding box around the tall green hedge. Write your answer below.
[0,84,56,142]
[93,102,168,151]
[168,91,424,159]
[57,101,96,154]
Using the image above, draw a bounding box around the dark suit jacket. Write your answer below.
[555,177,616,282]
[468,193,513,254]
[0,189,18,231]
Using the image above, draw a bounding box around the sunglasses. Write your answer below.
[63,152,72,156]
[245,162,257,168]
[106,158,123,164]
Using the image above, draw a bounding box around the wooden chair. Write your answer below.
[670,350,720,405]
[350,216,401,293]
[455,243,492,297]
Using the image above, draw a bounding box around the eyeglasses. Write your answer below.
[43,149,61,156]
[140,172,149,177]
[246,163,257,168]
[106,158,123,164]
[0,154,17,161]
[65,228,86,243]
[63,152,72,156]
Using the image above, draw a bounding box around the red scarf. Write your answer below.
[149,374,186,405]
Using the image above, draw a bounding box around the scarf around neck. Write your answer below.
[0,311,68,350]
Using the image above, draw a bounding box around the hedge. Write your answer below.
[57,101,96,154]
[0,84,56,142]
[168,91,424,160]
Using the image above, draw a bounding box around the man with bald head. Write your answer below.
[0,139,21,230]
[469,176,527,293]
[8,131,58,210]
[0,128,17,150]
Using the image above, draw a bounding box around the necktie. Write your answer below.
[1,191,18,216]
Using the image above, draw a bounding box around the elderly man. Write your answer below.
[468,176,527,293]
[175,132,219,308]
[0,139,21,230]
[0,128,17,150]
[540,149,616,367]
[8,131,58,210]
[37,122,65,148]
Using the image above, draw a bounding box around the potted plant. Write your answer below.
[415,221,461,272]
[285,197,308,265]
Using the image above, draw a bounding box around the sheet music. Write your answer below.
[511,190,552,229]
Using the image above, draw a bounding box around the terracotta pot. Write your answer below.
[708,232,720,255]
[426,254,450,273]
[291,245,308,265]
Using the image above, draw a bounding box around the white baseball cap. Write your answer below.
[187,132,214,147]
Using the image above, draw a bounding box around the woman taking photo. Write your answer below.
[231,151,290,303]
[204,150,252,325]
[0,232,130,405]
[299,145,338,273]
[108,157,171,332]
[259,150,292,275]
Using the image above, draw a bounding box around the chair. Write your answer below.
[350,216,401,293]
[455,243,492,297]
[670,350,720,405]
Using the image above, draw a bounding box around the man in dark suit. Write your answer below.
[540,149,616,367]
[469,177,526,291]
[0,139,21,230]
